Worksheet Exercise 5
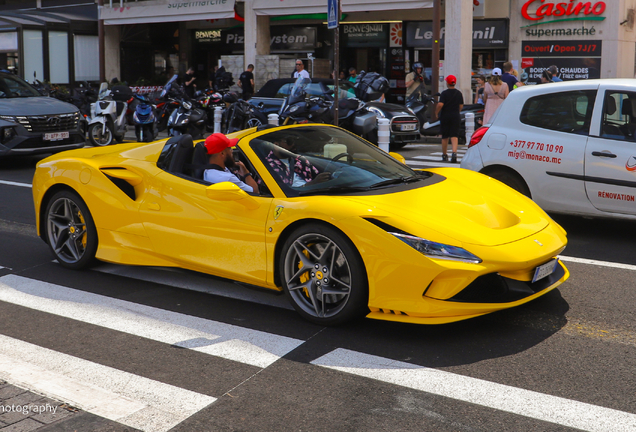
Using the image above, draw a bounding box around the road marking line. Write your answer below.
[0,274,304,368]
[0,334,216,432]
[558,255,636,272]
[312,349,636,432]
[0,179,31,188]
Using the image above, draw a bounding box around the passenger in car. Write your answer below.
[265,137,331,187]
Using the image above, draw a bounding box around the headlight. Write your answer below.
[391,233,482,264]
[407,107,416,115]
[1,127,16,144]
[289,104,300,113]
[182,101,192,110]
[0,115,16,123]
[367,107,385,118]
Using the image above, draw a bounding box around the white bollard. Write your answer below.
[377,118,390,153]
[214,106,223,134]
[465,112,475,145]
[268,113,279,126]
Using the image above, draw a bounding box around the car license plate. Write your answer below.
[532,258,558,283]
[44,131,69,141]
[401,124,417,131]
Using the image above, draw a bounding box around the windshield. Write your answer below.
[250,126,431,197]
[161,74,179,97]
[290,76,310,98]
[0,74,42,98]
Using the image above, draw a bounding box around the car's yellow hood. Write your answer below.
[345,168,550,247]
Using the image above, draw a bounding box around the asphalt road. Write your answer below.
[0,145,635,432]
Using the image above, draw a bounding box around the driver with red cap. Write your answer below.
[203,133,258,193]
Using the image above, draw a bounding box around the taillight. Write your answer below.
[469,126,489,148]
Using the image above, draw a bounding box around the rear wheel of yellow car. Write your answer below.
[280,225,368,326]
[45,190,98,270]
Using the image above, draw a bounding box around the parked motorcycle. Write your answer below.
[406,87,484,143]
[278,77,377,140]
[87,83,128,146]
[132,94,158,142]
[222,92,268,134]
[196,88,226,132]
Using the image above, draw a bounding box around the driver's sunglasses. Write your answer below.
[296,63,302,66]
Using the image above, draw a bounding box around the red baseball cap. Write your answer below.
[204,133,239,155]
[445,75,457,85]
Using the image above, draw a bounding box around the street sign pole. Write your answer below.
[328,0,340,125]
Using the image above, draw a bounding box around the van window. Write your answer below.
[600,91,636,142]
[519,90,596,135]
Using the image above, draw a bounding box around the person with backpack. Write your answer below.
[435,75,464,163]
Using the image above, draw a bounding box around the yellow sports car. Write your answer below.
[32,124,569,326]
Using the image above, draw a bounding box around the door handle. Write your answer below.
[591,151,617,158]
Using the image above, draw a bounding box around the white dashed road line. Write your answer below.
[0,179,31,188]
[558,255,636,272]
[0,334,216,432]
[312,348,636,432]
[0,274,304,368]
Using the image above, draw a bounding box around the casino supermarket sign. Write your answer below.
[522,0,606,24]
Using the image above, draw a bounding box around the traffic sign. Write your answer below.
[328,0,338,29]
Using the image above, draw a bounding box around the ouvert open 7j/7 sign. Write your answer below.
[328,0,338,29]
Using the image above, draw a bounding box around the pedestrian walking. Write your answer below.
[541,69,553,84]
[238,64,255,100]
[483,68,509,125]
[293,59,310,79]
[435,75,464,163]
[474,75,486,105]
[501,62,523,92]
[182,67,196,98]
[348,67,357,84]
[549,65,563,82]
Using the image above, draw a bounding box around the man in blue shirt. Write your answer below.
[549,65,563,82]
[203,133,258,193]
[501,62,524,92]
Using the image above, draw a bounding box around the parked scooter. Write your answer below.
[132,94,158,142]
[87,83,128,146]
[406,87,484,143]
[167,97,207,138]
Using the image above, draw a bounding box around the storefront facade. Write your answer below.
[0,1,98,84]
[509,0,636,83]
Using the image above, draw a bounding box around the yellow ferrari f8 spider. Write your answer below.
[33,124,569,326]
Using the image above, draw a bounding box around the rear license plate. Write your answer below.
[401,124,417,131]
[44,131,69,141]
[532,258,558,283]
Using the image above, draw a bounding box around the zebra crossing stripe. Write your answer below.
[0,334,216,432]
[312,349,636,432]
[0,275,304,368]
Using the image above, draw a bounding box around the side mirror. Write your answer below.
[205,182,259,209]
[389,152,406,164]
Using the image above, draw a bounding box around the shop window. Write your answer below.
[600,91,636,142]
[74,35,99,82]
[520,90,596,135]
[23,30,44,82]
[49,31,69,84]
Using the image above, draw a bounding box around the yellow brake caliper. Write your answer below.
[299,247,312,298]
[77,210,87,249]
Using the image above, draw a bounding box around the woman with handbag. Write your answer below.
[483,68,509,125]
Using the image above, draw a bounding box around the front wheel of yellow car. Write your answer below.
[280,225,368,326]
[45,191,98,270]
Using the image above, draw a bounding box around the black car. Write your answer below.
[0,72,85,157]
[250,78,420,149]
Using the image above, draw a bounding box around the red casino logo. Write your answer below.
[626,156,636,172]
[522,0,606,22]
